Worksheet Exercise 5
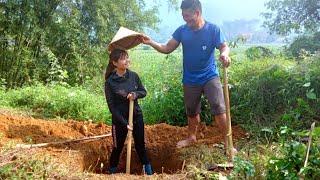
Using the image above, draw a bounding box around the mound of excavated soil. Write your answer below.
[0,111,246,175]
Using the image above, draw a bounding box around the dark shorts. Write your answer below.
[183,77,226,116]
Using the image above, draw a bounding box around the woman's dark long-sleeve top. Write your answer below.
[104,69,146,127]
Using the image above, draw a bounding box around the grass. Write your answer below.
[0,84,110,124]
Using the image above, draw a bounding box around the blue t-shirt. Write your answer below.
[172,21,226,85]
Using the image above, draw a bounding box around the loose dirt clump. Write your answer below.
[0,111,246,175]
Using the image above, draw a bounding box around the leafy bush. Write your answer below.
[0,89,8,107]
[229,55,320,134]
[266,127,320,179]
[287,32,320,58]
[245,46,274,60]
[228,156,255,179]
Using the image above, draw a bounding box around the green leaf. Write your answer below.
[313,127,320,137]
[306,91,317,100]
[280,126,289,134]
[303,82,311,87]
[282,113,293,121]
[261,128,273,133]
[295,130,309,136]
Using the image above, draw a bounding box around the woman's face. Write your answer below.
[113,54,130,71]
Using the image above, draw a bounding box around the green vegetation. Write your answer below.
[0,0,178,89]
[1,47,319,133]
[0,84,110,123]
[230,54,320,134]
[130,50,185,125]
[263,0,319,36]
[245,46,274,60]
[266,126,320,179]
[287,32,320,59]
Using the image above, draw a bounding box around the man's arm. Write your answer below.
[219,42,231,67]
[141,36,179,54]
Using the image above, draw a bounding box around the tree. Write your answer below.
[262,0,320,36]
[0,0,177,88]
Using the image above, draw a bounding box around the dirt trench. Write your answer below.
[0,112,246,175]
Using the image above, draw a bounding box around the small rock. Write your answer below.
[95,122,103,128]
[80,125,88,136]
[11,155,17,161]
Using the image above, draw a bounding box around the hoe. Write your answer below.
[208,66,235,171]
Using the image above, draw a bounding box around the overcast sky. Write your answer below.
[158,0,268,26]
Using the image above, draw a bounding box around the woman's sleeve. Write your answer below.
[105,81,128,127]
[133,74,147,99]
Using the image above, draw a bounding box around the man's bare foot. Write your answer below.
[176,136,196,148]
[232,147,238,154]
[226,147,238,157]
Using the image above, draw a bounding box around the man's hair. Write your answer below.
[180,0,202,13]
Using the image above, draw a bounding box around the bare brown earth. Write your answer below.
[0,110,246,178]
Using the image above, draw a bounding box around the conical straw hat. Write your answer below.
[107,27,143,52]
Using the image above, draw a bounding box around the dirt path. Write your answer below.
[0,110,246,176]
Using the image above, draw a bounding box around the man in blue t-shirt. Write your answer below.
[142,0,234,153]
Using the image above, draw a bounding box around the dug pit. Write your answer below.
[0,113,246,175]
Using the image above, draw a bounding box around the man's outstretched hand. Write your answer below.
[139,35,152,45]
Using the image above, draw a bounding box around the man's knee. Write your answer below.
[208,105,225,117]
[214,112,226,120]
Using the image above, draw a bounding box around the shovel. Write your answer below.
[126,99,134,174]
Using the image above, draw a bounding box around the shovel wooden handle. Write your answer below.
[223,66,234,160]
[126,100,134,174]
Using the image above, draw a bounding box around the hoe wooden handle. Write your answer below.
[304,122,315,167]
[126,100,134,174]
[223,66,234,160]
[15,133,112,149]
